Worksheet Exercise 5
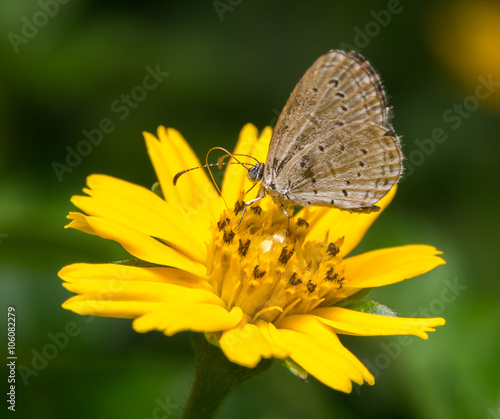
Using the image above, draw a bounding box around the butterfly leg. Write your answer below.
[235,196,264,229]
[279,203,291,234]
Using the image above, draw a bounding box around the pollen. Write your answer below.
[206,194,346,324]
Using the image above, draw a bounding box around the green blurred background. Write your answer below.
[1,0,499,418]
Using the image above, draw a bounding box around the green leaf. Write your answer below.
[334,288,372,307]
[112,259,169,268]
[151,181,164,199]
[278,358,309,382]
[344,300,399,317]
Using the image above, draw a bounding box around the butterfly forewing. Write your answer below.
[262,49,402,212]
[265,50,391,181]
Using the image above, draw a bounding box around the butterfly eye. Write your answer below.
[247,162,265,182]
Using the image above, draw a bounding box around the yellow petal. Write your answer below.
[343,245,446,288]
[65,212,96,235]
[82,215,206,275]
[298,184,397,257]
[219,321,289,367]
[62,297,161,318]
[271,315,374,392]
[62,268,224,322]
[86,174,212,242]
[63,279,221,305]
[221,124,272,207]
[311,307,445,339]
[144,127,220,222]
[72,174,209,262]
[59,263,212,291]
[133,303,242,335]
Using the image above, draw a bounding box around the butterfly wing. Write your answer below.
[262,50,402,211]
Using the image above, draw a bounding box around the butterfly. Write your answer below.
[174,50,403,224]
[246,49,403,217]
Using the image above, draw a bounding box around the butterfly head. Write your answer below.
[247,162,265,183]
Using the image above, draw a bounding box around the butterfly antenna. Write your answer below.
[173,161,252,185]
[173,147,257,210]
[206,147,227,208]
[244,181,260,197]
[205,147,258,210]
[218,153,261,166]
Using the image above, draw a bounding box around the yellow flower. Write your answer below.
[427,0,500,111]
[59,124,445,393]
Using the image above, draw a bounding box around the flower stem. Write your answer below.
[181,332,272,419]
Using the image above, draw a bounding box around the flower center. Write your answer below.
[206,194,346,324]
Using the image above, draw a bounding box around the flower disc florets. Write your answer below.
[207,194,348,324]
